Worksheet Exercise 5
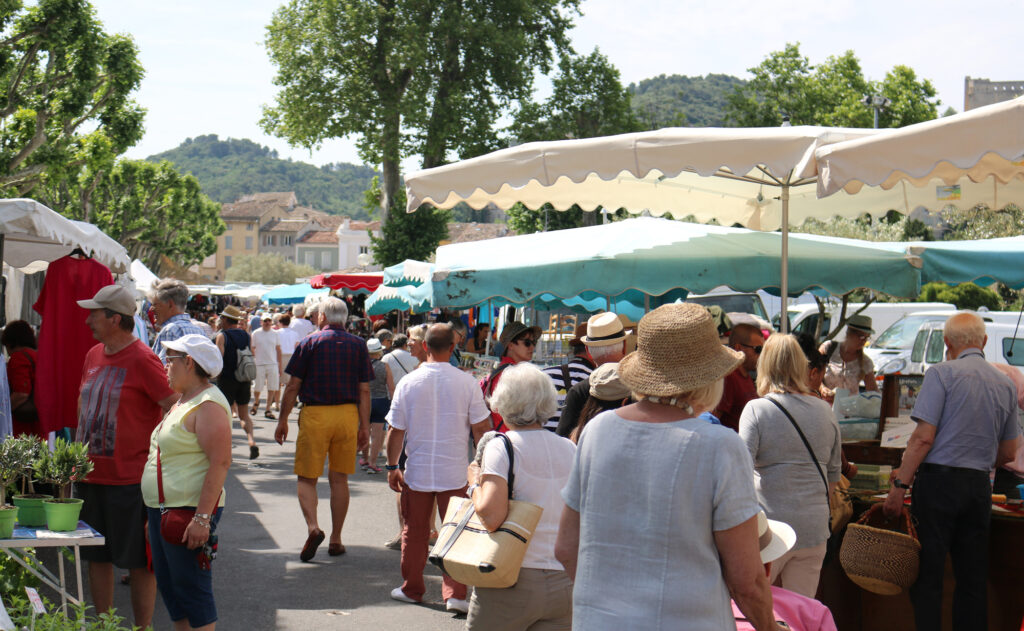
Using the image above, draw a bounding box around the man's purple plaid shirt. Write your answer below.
[284,325,373,404]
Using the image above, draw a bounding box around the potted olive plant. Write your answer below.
[0,436,39,537]
[35,438,93,532]
[10,434,51,527]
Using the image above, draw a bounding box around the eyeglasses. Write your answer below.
[516,338,536,348]
[164,354,188,365]
[739,342,763,354]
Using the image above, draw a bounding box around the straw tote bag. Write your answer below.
[840,503,921,595]
[428,434,543,588]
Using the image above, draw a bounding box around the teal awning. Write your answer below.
[262,283,330,305]
[431,217,922,309]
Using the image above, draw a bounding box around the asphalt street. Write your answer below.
[74,415,467,630]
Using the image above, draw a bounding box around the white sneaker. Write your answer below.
[390,587,418,604]
[446,597,469,614]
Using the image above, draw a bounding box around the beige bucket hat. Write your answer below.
[581,312,626,347]
[619,303,743,397]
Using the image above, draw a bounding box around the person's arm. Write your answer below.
[9,392,28,408]
[556,380,587,437]
[215,332,225,354]
[385,426,406,492]
[158,393,180,413]
[997,436,1022,468]
[275,376,302,444]
[472,473,510,531]
[882,420,937,517]
[863,370,879,391]
[357,382,370,453]
[181,401,232,550]
[553,505,580,580]
[715,515,782,631]
[385,364,395,399]
[471,418,490,445]
[275,342,282,375]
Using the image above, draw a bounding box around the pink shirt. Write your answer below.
[990,363,1024,475]
[732,586,837,631]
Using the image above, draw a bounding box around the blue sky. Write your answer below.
[93,0,1024,170]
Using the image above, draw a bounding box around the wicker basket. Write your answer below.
[839,503,921,595]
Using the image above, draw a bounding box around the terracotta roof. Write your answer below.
[341,220,381,232]
[261,218,310,233]
[221,191,298,220]
[236,192,297,206]
[445,222,510,244]
[298,230,339,245]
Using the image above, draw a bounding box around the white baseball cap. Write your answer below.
[162,334,224,378]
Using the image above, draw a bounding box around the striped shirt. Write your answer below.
[542,356,596,431]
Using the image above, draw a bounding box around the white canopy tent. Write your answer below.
[0,198,130,273]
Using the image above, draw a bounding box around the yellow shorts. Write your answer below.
[294,404,358,478]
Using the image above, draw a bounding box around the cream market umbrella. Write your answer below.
[816,96,1024,197]
[404,126,899,330]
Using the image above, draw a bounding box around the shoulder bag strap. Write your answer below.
[764,395,828,494]
[560,363,571,390]
[394,353,413,375]
[156,442,166,509]
[497,432,516,499]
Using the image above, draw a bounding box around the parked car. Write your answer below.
[685,291,770,323]
[906,320,1024,376]
[777,302,956,344]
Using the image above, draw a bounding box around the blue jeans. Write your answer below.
[147,506,223,628]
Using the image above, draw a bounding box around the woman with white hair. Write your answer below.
[739,333,842,599]
[466,363,576,630]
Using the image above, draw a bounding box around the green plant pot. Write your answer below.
[43,498,83,532]
[13,494,53,527]
[0,506,18,538]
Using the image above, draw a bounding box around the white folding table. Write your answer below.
[0,521,104,613]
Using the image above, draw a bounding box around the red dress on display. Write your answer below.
[32,255,113,435]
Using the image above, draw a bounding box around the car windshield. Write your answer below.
[873,315,939,349]
[686,295,768,321]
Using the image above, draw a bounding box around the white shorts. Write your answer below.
[254,364,280,392]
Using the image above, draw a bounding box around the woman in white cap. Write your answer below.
[141,334,233,630]
[555,303,783,630]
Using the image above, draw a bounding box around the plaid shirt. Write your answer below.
[285,325,373,404]
[152,314,205,361]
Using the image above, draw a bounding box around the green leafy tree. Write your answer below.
[507,49,639,232]
[38,138,225,271]
[261,0,580,225]
[629,73,746,129]
[225,253,316,285]
[943,204,1024,240]
[0,0,145,194]
[726,43,939,128]
[920,282,1001,311]
[366,176,450,265]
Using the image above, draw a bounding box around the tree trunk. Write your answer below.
[581,208,598,226]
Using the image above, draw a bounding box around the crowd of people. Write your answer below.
[3,274,1022,631]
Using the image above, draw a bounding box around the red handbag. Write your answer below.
[156,445,194,545]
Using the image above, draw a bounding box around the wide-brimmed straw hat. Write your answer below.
[846,314,874,335]
[220,305,245,321]
[499,321,541,347]
[619,303,743,397]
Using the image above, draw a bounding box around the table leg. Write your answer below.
[58,547,67,614]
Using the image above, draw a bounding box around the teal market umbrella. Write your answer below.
[262,283,329,305]
[430,217,922,310]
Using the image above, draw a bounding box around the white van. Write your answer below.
[906,320,1024,375]
[780,302,955,344]
[868,309,1024,374]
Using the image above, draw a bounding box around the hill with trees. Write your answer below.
[628,74,746,129]
[148,135,378,218]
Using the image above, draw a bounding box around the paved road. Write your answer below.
[90,415,469,630]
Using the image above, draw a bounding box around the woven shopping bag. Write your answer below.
[840,503,921,595]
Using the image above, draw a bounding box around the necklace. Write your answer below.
[636,394,695,415]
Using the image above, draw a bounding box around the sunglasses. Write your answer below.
[164,353,188,365]
[515,338,536,348]
[739,342,763,354]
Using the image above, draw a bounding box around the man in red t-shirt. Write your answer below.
[74,285,178,629]
[715,323,764,432]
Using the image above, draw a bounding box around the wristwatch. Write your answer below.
[892,477,911,490]
[385,464,399,471]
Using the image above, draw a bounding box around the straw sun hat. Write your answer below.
[619,303,743,397]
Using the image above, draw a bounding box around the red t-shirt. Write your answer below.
[33,256,114,434]
[714,367,758,432]
[8,348,39,437]
[75,339,175,485]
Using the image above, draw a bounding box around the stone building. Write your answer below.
[964,76,1024,111]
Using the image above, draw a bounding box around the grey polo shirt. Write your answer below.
[912,348,1020,472]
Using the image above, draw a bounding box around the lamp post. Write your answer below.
[862,95,891,129]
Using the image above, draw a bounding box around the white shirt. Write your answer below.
[250,328,280,366]
[480,429,576,570]
[275,326,301,355]
[387,362,490,492]
[290,318,317,339]
[382,349,419,385]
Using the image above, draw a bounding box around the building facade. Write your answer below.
[964,76,1024,111]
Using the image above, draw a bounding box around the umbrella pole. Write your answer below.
[780,185,790,333]
[644,293,650,315]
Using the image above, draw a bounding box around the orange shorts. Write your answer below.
[294,404,358,478]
